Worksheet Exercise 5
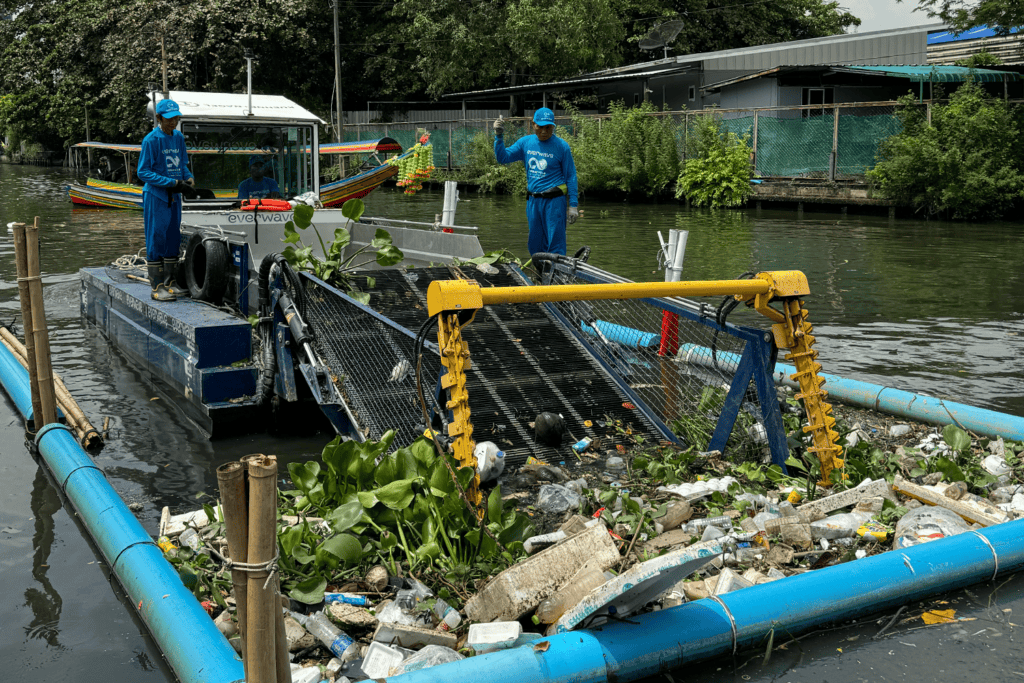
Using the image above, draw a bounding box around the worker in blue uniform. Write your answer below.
[493,107,579,256]
[137,98,196,301]
[237,156,282,199]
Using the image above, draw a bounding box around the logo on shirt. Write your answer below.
[528,157,548,171]
[165,155,181,169]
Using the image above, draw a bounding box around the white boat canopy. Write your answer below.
[148,90,326,124]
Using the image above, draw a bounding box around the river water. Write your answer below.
[0,165,1021,682]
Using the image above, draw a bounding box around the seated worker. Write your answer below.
[237,156,281,199]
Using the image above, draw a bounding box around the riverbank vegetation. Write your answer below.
[868,82,1024,220]
[0,0,859,151]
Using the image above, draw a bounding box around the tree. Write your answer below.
[900,0,1023,36]
[954,50,1002,67]
[867,82,1024,220]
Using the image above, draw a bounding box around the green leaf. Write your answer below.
[341,198,365,222]
[375,453,399,487]
[415,541,441,561]
[325,500,364,533]
[283,221,301,244]
[288,461,321,494]
[375,244,404,267]
[421,515,438,543]
[372,479,417,510]
[293,204,315,229]
[370,228,393,248]
[942,425,971,452]
[349,288,371,305]
[487,485,503,525]
[932,456,966,483]
[332,227,351,250]
[319,534,362,567]
[279,525,304,558]
[379,530,398,551]
[289,576,327,604]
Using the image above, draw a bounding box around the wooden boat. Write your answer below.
[66,137,403,209]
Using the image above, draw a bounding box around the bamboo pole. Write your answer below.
[25,218,58,426]
[216,461,250,682]
[0,327,103,448]
[10,223,43,428]
[246,455,279,683]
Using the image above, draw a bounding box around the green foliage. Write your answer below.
[282,198,403,304]
[868,83,1024,220]
[277,431,535,603]
[675,114,753,208]
[954,50,1002,67]
[902,0,1022,39]
[566,101,680,196]
[452,129,528,196]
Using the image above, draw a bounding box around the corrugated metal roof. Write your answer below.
[928,25,1021,45]
[839,65,1020,82]
[149,91,326,123]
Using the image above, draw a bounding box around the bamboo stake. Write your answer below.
[0,327,103,448]
[10,222,43,428]
[216,461,249,683]
[25,218,58,426]
[274,575,290,683]
[246,455,279,683]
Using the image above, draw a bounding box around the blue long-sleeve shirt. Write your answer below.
[494,134,578,207]
[137,128,193,202]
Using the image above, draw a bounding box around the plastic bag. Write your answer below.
[893,506,970,549]
[475,441,506,483]
[809,511,873,540]
[536,484,581,514]
[391,645,464,675]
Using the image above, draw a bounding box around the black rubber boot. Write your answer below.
[148,260,176,302]
[163,257,185,297]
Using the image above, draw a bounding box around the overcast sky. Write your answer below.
[843,0,943,33]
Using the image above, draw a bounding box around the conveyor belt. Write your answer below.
[304,265,666,465]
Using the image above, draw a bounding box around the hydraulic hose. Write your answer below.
[255,253,306,406]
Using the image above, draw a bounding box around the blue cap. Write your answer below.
[533,107,555,127]
[248,155,265,168]
[155,99,182,118]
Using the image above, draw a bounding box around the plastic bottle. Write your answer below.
[289,610,359,660]
[156,536,175,553]
[324,592,369,607]
[432,598,462,632]
[534,566,607,624]
[475,441,506,483]
[179,528,201,551]
[686,515,732,533]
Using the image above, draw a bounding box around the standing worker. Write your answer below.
[494,107,579,256]
[137,98,197,302]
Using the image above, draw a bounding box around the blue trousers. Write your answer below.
[527,195,567,256]
[143,191,182,261]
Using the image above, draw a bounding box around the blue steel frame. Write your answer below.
[526,263,790,470]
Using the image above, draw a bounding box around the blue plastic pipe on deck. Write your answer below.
[0,343,244,683]
[387,520,1024,683]
[678,343,1024,442]
[581,319,660,349]
[0,341,34,422]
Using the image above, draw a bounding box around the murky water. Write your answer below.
[0,165,1021,682]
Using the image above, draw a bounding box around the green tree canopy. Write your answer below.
[900,0,1022,36]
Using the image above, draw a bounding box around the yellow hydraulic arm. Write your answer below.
[426,271,844,506]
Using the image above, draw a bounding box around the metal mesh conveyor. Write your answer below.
[303,266,668,465]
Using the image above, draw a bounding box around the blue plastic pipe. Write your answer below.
[678,344,1024,442]
[581,320,661,349]
[0,342,244,683]
[387,520,1024,683]
[0,341,34,422]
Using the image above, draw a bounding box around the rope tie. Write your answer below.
[16,275,42,283]
[970,530,1000,581]
[217,547,281,591]
[707,595,739,656]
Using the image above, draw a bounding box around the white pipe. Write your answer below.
[667,229,687,283]
[441,181,459,227]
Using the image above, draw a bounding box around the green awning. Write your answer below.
[839,65,1019,83]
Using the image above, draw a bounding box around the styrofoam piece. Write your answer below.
[159,504,224,537]
[290,664,323,683]
[467,621,522,651]
[550,540,723,634]
[361,642,407,678]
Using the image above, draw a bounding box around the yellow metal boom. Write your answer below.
[426,270,844,501]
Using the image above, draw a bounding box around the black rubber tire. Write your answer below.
[184,233,229,304]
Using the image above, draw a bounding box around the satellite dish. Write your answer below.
[639,19,684,58]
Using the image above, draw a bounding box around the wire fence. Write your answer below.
[340,102,904,180]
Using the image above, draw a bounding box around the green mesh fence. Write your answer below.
[836,107,900,177]
[340,105,902,179]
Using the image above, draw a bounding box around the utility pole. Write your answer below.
[160,24,168,97]
[333,0,343,144]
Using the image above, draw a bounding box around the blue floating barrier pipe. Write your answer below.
[0,343,244,683]
[387,519,1024,683]
[0,339,34,423]
[678,344,1024,442]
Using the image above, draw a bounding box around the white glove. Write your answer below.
[567,206,579,225]
[493,115,504,135]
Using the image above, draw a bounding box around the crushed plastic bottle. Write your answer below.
[392,645,465,675]
[534,565,608,624]
[431,598,461,632]
[179,528,201,551]
[289,610,359,661]
[475,441,506,483]
[324,592,370,607]
[809,511,873,540]
[536,484,582,514]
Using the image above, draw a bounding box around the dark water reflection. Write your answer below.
[0,165,1021,682]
